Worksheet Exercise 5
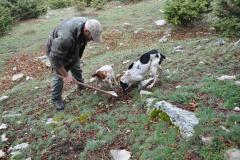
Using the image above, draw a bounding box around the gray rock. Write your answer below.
[2,113,21,118]
[0,123,7,130]
[159,35,169,43]
[140,90,153,96]
[146,100,199,138]
[217,75,236,81]
[214,39,225,46]
[0,150,6,158]
[110,149,131,160]
[201,136,213,145]
[0,96,9,102]
[234,107,240,111]
[9,143,29,152]
[35,55,51,67]
[235,81,240,86]
[12,73,25,82]
[173,45,185,53]
[134,28,144,34]
[225,148,240,160]
[1,134,8,142]
[122,23,132,29]
[155,19,167,27]
[234,39,240,48]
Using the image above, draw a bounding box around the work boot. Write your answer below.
[53,100,65,111]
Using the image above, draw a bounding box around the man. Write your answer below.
[46,17,103,110]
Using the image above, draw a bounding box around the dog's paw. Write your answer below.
[147,84,154,89]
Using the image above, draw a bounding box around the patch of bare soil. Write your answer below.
[87,134,131,160]
[0,52,50,91]
[172,27,214,40]
[185,150,203,160]
[42,130,96,159]
[103,30,164,51]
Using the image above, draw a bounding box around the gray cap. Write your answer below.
[85,19,103,43]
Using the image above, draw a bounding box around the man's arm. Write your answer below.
[49,36,76,83]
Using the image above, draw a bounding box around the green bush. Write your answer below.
[90,0,106,9]
[73,0,87,10]
[164,0,211,26]
[0,0,47,20]
[13,0,47,20]
[48,0,72,9]
[214,0,240,37]
[0,5,13,35]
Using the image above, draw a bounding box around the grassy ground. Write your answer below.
[0,0,240,159]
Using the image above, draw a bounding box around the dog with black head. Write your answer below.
[120,49,166,91]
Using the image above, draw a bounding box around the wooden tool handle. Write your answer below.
[54,73,117,97]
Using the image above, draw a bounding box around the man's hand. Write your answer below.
[64,74,77,84]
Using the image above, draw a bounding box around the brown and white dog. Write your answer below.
[90,65,117,88]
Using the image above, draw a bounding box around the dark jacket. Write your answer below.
[46,17,87,70]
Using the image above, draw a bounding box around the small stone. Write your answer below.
[0,123,7,130]
[234,39,240,48]
[199,61,204,64]
[134,28,144,34]
[1,134,8,142]
[176,85,182,89]
[106,46,110,50]
[235,81,240,86]
[26,76,33,80]
[159,35,169,43]
[225,148,240,160]
[0,150,6,158]
[214,39,225,46]
[119,43,124,46]
[12,73,25,82]
[154,19,167,27]
[140,90,153,96]
[159,9,164,13]
[125,129,131,134]
[9,143,29,152]
[220,125,230,132]
[173,45,185,53]
[217,75,236,81]
[34,55,51,67]
[13,67,17,71]
[234,107,240,111]
[122,60,130,64]
[0,96,9,102]
[110,149,131,160]
[201,136,213,145]
[2,113,21,118]
[122,23,132,28]
[46,118,58,125]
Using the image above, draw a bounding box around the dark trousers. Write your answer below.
[51,59,84,102]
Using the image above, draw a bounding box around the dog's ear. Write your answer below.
[95,71,107,79]
[159,54,166,65]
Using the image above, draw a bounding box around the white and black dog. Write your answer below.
[120,49,165,91]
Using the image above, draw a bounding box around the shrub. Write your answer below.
[0,5,13,35]
[90,0,106,9]
[73,0,87,10]
[164,0,211,26]
[214,0,240,37]
[13,0,47,20]
[48,0,72,9]
[0,0,47,20]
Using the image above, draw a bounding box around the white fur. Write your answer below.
[91,65,117,88]
[120,53,162,89]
